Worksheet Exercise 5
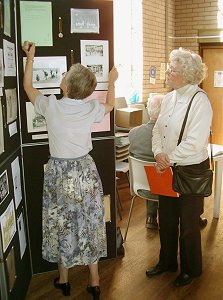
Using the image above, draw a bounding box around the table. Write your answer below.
[209,144,223,218]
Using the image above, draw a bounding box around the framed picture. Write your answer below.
[71,8,99,34]
[80,40,109,83]
[23,56,67,88]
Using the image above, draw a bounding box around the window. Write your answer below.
[114,0,142,103]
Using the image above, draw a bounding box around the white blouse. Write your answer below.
[34,94,105,158]
[152,84,213,165]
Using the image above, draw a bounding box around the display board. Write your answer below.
[0,0,21,169]
[0,148,31,300]
[1,0,116,298]
[0,1,32,299]
[22,144,56,273]
[16,0,114,145]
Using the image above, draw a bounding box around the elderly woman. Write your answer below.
[146,48,213,287]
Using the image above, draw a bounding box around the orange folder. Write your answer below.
[144,166,179,197]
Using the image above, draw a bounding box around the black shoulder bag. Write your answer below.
[172,91,213,197]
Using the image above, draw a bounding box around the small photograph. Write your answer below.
[33,68,60,84]
[85,45,103,57]
[0,199,16,253]
[0,170,9,204]
[6,246,16,291]
[87,64,103,78]
[26,102,47,133]
[70,8,100,34]
[23,56,67,88]
[11,157,22,209]
[5,89,17,124]
[81,40,109,82]
[17,210,27,259]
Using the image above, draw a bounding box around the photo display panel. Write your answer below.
[0,0,21,164]
[17,0,114,144]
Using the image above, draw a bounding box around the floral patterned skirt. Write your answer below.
[42,154,107,268]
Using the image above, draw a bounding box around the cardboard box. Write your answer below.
[115,97,128,110]
[115,107,143,128]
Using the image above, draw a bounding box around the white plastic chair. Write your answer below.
[123,156,158,242]
[115,160,129,220]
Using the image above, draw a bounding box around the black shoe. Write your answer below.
[145,217,158,229]
[174,273,193,287]
[199,217,208,229]
[54,277,70,296]
[86,285,100,300]
[146,263,177,277]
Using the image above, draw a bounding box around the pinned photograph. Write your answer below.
[17,210,27,259]
[11,157,22,209]
[0,199,16,253]
[5,89,17,124]
[23,56,67,88]
[81,40,109,83]
[0,170,9,204]
[71,8,99,34]
[6,246,16,292]
[26,102,46,133]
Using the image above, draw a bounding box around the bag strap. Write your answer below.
[177,90,201,145]
[209,128,214,171]
[177,90,213,170]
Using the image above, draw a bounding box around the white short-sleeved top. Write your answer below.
[34,94,105,158]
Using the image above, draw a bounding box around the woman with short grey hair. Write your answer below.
[146,48,212,287]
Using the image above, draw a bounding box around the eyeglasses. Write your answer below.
[62,72,67,78]
[166,65,181,74]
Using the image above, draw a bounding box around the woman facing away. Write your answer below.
[22,41,118,299]
[146,48,213,287]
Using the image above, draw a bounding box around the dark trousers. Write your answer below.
[158,159,209,277]
[159,195,203,276]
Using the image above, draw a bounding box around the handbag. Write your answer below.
[172,91,213,197]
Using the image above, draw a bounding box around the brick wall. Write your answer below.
[142,0,219,102]
[174,0,218,50]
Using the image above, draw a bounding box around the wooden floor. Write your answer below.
[26,176,223,300]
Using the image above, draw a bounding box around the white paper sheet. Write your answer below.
[3,40,16,76]
[17,211,27,259]
[11,157,22,209]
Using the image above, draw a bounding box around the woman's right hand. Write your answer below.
[22,41,35,60]
[155,153,170,171]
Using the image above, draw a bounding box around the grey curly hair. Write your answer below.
[65,63,97,99]
[169,48,207,84]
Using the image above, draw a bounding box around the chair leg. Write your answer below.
[116,187,122,220]
[123,195,136,242]
[125,171,130,186]
[116,186,123,210]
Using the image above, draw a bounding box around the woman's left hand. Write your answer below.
[108,66,118,84]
